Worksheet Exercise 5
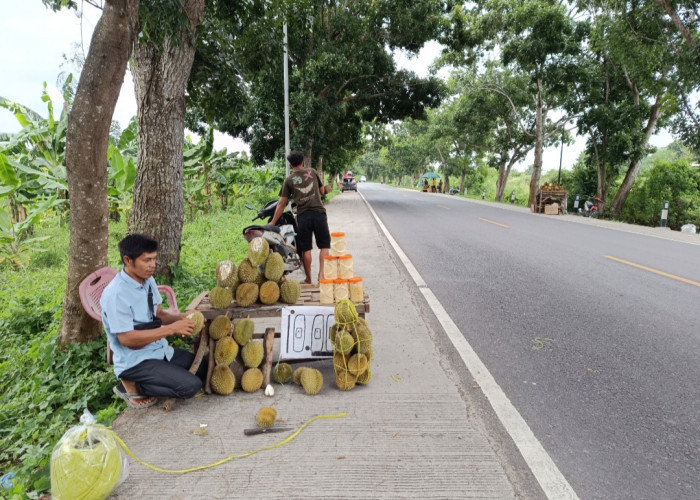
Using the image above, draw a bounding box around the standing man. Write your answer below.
[270,151,330,284]
[101,233,207,408]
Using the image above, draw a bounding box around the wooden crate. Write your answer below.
[544,203,560,215]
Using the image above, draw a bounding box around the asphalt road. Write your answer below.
[358,182,700,500]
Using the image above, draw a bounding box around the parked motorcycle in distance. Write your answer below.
[578,197,602,217]
[243,201,301,273]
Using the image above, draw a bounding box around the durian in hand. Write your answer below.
[247,237,270,266]
[256,407,277,428]
[211,365,235,395]
[185,311,205,335]
[209,286,232,309]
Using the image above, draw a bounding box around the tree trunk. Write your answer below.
[129,0,205,279]
[316,155,324,183]
[459,170,465,193]
[59,0,140,346]
[610,97,663,218]
[528,78,545,209]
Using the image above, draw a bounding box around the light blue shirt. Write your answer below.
[100,270,174,378]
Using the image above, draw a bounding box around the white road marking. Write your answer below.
[359,191,580,500]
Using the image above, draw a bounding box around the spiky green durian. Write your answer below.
[347,353,368,376]
[293,367,308,385]
[264,252,285,281]
[211,365,235,395]
[241,368,263,392]
[236,282,259,307]
[300,368,324,395]
[328,323,343,345]
[259,281,280,305]
[256,407,277,428]
[215,337,239,366]
[337,332,355,355]
[241,341,264,368]
[215,260,238,288]
[333,351,349,374]
[247,237,270,266]
[185,310,205,335]
[356,367,372,385]
[334,299,357,324]
[209,315,231,340]
[351,318,373,354]
[233,318,254,345]
[279,278,301,304]
[238,258,259,284]
[209,286,232,309]
[272,362,293,384]
[335,371,357,391]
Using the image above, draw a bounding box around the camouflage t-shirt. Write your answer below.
[279,167,326,216]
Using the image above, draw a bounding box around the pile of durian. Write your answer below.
[330,299,373,390]
[208,236,301,309]
[540,182,565,192]
[210,317,267,395]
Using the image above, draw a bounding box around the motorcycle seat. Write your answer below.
[247,224,281,233]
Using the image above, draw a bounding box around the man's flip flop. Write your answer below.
[113,384,158,409]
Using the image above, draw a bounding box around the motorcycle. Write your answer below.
[578,197,602,217]
[243,201,301,273]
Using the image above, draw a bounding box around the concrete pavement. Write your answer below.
[109,190,520,499]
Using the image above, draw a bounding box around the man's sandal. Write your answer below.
[113,384,158,409]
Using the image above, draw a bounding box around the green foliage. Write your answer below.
[621,160,700,230]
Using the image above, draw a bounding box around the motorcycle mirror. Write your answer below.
[245,204,254,210]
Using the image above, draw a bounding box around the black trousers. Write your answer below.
[119,348,208,399]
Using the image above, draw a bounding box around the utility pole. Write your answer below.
[283,22,290,177]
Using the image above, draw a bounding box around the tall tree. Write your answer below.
[129,0,206,278]
[48,0,141,345]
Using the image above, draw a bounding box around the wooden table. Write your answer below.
[534,189,568,214]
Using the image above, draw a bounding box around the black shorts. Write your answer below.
[296,210,330,254]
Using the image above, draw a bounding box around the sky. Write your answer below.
[1,1,674,172]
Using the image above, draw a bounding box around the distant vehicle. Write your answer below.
[341,176,357,192]
[360,176,367,182]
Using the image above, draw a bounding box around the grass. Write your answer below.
[0,193,285,498]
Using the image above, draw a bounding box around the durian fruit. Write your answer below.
[247,237,270,266]
[300,368,324,395]
[209,286,233,309]
[264,252,285,281]
[215,337,239,366]
[241,368,263,392]
[347,353,368,376]
[215,260,238,288]
[233,318,254,345]
[272,362,293,384]
[357,368,372,385]
[279,278,301,304]
[351,318,373,354]
[229,277,241,296]
[236,282,259,307]
[334,299,358,324]
[238,258,259,284]
[328,323,343,345]
[337,332,355,355]
[256,407,277,428]
[185,310,205,335]
[333,351,349,374]
[259,281,280,305]
[209,315,232,340]
[292,367,308,385]
[335,371,357,391]
[241,341,264,368]
[211,365,236,395]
